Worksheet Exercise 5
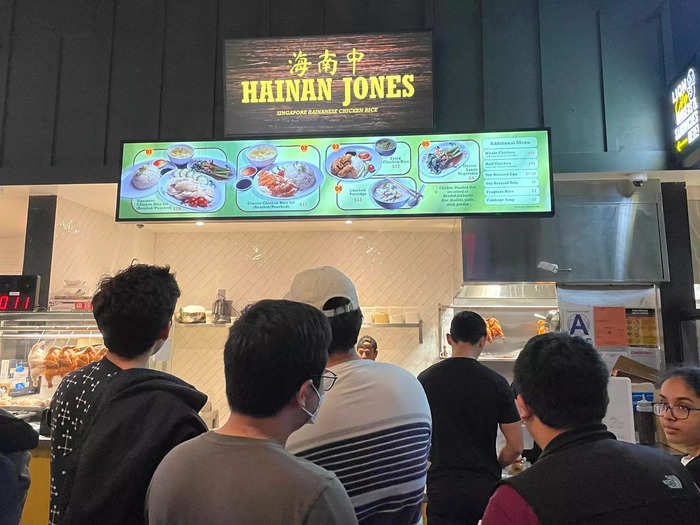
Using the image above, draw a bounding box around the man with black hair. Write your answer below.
[147,299,357,525]
[49,264,207,525]
[482,333,700,525]
[285,267,431,525]
[418,311,522,525]
[356,335,378,360]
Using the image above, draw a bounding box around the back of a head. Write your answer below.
[323,297,363,355]
[224,299,331,417]
[515,333,609,429]
[285,266,362,356]
[450,311,487,345]
[92,264,180,359]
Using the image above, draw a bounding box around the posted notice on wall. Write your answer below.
[557,286,661,371]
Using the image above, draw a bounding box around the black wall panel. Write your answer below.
[540,0,606,155]
[600,0,671,154]
[0,0,15,166]
[2,33,60,168]
[433,0,483,131]
[0,0,699,185]
[105,0,165,164]
[482,0,542,130]
[53,1,114,166]
[159,0,218,140]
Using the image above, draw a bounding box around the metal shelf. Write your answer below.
[361,320,423,344]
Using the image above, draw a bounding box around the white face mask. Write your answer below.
[301,382,324,424]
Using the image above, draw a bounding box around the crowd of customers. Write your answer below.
[2,263,700,525]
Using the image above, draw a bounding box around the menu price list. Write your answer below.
[482,137,540,205]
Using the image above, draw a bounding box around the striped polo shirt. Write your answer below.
[287,359,432,525]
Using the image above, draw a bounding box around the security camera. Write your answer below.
[629,173,648,187]
[136,223,144,229]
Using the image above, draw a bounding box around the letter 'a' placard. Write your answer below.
[224,32,433,137]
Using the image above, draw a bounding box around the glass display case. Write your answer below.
[0,312,103,409]
[438,282,558,361]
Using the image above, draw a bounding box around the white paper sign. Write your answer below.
[603,376,635,443]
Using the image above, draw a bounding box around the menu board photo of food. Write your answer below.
[117,129,553,221]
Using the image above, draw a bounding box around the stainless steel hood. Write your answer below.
[461,180,669,283]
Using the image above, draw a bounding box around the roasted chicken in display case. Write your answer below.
[0,312,104,406]
[439,282,559,361]
[28,342,107,387]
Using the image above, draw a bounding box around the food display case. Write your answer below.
[0,312,104,410]
[438,282,558,361]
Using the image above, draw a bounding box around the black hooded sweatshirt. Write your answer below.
[49,358,207,525]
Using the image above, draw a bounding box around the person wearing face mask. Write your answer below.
[48,264,207,525]
[286,267,432,525]
[658,367,700,486]
[147,299,357,525]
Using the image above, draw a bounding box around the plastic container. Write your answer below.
[634,399,656,445]
[404,308,420,324]
[388,308,405,324]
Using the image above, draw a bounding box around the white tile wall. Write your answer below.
[0,236,25,274]
[51,198,156,296]
[159,230,463,418]
[49,200,464,419]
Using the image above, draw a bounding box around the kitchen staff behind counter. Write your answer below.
[418,311,523,525]
[356,335,378,361]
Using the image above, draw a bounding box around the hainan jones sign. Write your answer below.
[224,32,433,136]
[671,62,700,167]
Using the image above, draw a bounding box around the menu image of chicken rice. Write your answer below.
[330,153,367,179]
[257,162,317,198]
[131,164,160,190]
[165,169,215,207]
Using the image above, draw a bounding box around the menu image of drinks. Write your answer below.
[117,129,552,221]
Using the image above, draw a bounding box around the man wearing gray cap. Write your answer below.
[286,267,432,525]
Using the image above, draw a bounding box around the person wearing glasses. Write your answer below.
[658,367,700,486]
[147,299,357,525]
[285,267,432,525]
[481,334,700,525]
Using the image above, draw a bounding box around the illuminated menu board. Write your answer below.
[671,63,700,167]
[117,129,553,221]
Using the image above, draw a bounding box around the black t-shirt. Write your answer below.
[418,357,520,480]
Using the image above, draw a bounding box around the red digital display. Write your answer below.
[0,294,33,311]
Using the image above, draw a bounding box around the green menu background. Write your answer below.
[117,130,551,220]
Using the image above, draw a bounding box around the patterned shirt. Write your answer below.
[287,359,432,525]
[49,358,120,525]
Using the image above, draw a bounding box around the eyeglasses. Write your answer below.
[653,402,700,420]
[314,370,338,392]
